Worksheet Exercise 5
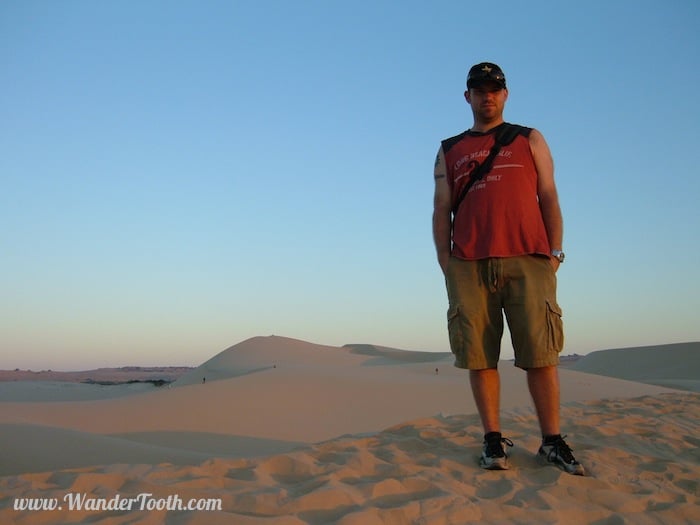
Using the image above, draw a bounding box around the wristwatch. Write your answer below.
[551,250,565,263]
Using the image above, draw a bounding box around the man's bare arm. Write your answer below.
[529,129,563,269]
[432,146,452,274]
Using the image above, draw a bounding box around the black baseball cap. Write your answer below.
[467,62,506,89]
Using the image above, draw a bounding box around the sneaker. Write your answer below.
[480,432,514,470]
[538,435,585,476]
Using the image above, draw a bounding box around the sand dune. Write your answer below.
[1,336,698,524]
[0,337,677,445]
[173,336,371,387]
[569,341,700,392]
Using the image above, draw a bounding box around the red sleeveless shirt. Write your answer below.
[442,126,551,260]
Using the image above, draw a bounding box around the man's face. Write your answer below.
[465,83,508,121]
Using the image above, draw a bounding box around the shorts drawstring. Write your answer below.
[487,258,502,293]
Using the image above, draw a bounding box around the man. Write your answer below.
[432,62,584,475]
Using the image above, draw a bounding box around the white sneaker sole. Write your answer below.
[480,456,509,470]
[537,451,585,476]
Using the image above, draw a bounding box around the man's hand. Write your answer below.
[438,252,450,276]
[550,257,561,273]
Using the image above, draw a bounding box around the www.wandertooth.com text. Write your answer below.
[14,493,223,512]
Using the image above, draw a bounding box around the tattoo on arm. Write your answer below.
[434,149,447,180]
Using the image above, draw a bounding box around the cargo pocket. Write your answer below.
[545,300,564,353]
[447,305,467,366]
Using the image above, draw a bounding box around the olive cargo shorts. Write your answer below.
[445,255,564,370]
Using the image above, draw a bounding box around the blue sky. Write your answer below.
[2,1,699,370]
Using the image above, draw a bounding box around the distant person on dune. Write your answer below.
[432,62,584,475]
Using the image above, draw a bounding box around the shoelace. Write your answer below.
[485,436,514,458]
[545,435,577,464]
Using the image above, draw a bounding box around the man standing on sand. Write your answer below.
[432,62,584,475]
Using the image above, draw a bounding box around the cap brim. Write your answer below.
[468,79,506,89]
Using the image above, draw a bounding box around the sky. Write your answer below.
[2,0,699,370]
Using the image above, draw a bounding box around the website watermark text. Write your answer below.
[14,493,222,512]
